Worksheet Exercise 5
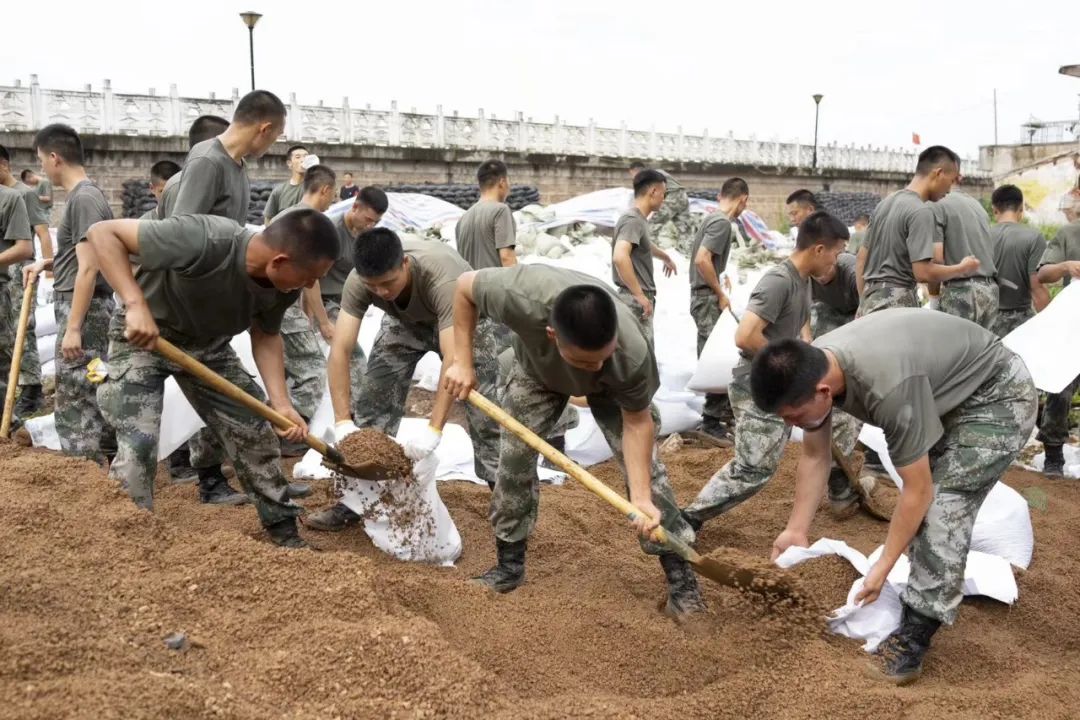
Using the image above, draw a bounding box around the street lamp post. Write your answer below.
[240,11,263,91]
[812,93,824,172]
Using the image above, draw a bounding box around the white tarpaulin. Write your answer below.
[526,187,633,231]
[1002,282,1080,393]
[325,192,464,232]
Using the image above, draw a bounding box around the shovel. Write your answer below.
[1,274,37,437]
[153,337,395,481]
[466,389,803,604]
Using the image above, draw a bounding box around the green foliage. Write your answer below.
[1035,224,1060,243]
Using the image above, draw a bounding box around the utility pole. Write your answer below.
[240,11,263,91]
[993,88,998,145]
[812,94,823,172]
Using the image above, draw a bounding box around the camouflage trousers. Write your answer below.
[492,357,695,554]
[281,304,326,421]
[941,279,999,332]
[324,297,367,419]
[616,288,655,347]
[811,302,864,498]
[354,315,500,486]
[1036,371,1079,447]
[495,342,578,439]
[650,188,692,253]
[53,294,116,460]
[9,263,41,387]
[857,283,920,317]
[689,289,733,424]
[992,306,1034,339]
[99,328,296,527]
[0,280,17,407]
[683,368,861,524]
[906,352,1036,624]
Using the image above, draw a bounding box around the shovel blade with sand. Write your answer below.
[466,390,803,604]
[153,338,395,481]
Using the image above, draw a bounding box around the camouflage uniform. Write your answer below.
[857,283,920,317]
[98,318,297,525]
[683,371,861,524]
[689,290,734,425]
[992,306,1033,339]
[0,276,15,404]
[10,263,41,388]
[493,356,695,554]
[940,279,999,332]
[649,186,692,253]
[906,352,1036,623]
[280,303,326,421]
[616,288,655,346]
[353,314,501,486]
[1037,373,1080,447]
[810,300,864,499]
[496,345,578,438]
[53,293,116,460]
[323,297,367,414]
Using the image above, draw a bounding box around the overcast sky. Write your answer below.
[6,0,1078,158]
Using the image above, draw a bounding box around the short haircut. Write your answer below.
[32,124,84,166]
[549,285,618,350]
[357,186,389,214]
[477,159,508,190]
[188,115,229,148]
[991,184,1024,213]
[720,177,749,199]
[854,213,870,225]
[20,169,33,181]
[233,90,287,126]
[303,164,337,194]
[795,211,849,250]
[0,144,9,164]
[286,144,308,162]
[629,161,647,171]
[354,227,405,277]
[150,160,181,184]
[785,189,820,209]
[915,145,960,176]
[261,207,339,265]
[633,168,666,198]
[750,339,829,414]
[344,171,353,178]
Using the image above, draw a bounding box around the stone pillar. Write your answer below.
[619,121,628,157]
[102,79,115,134]
[477,108,489,149]
[587,118,596,156]
[389,100,401,145]
[29,74,43,129]
[342,96,353,144]
[168,84,181,136]
[288,92,302,141]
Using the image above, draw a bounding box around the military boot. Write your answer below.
[1043,444,1065,478]
[304,502,361,532]
[659,553,706,618]
[197,465,250,505]
[473,538,526,593]
[265,517,309,549]
[167,445,198,484]
[866,605,941,685]
[13,384,44,417]
[827,466,859,519]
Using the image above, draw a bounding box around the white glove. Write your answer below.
[403,425,442,462]
[927,295,941,311]
[334,420,360,444]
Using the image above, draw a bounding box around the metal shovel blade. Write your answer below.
[689,553,805,606]
[320,456,399,482]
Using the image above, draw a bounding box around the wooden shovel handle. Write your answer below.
[153,337,342,462]
[1,275,37,437]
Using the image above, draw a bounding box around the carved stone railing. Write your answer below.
[0,75,987,177]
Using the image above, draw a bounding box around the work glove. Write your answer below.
[334,420,360,444]
[403,425,442,462]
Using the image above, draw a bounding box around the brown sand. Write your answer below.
[336,428,412,479]
[1,441,1078,719]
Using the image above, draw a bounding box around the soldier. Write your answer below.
[856,146,980,315]
[21,125,116,461]
[688,177,748,441]
[928,179,999,329]
[784,189,820,231]
[339,172,359,201]
[151,115,230,220]
[443,264,704,616]
[456,159,517,272]
[263,145,308,224]
[681,212,855,530]
[0,145,44,417]
[305,228,501,531]
[849,214,870,253]
[989,184,1049,337]
[754,310,1037,684]
[629,161,692,253]
[0,179,33,426]
[612,169,677,344]
[148,161,181,205]
[87,208,339,547]
[1033,192,1080,477]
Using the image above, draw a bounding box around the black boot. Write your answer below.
[167,445,198,484]
[1043,444,1065,478]
[867,605,941,685]
[304,502,362,532]
[659,553,706,618]
[13,384,43,417]
[700,416,734,444]
[539,436,565,471]
[680,509,703,533]
[197,465,250,506]
[265,517,309,549]
[827,466,858,518]
[473,538,527,593]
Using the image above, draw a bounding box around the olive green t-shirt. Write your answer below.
[53,181,113,293]
[862,189,936,288]
[456,199,516,271]
[1038,222,1080,287]
[341,238,468,331]
[689,213,734,292]
[471,264,658,410]
[931,191,996,278]
[319,213,359,297]
[811,252,860,315]
[264,181,305,224]
[152,172,181,219]
[992,222,1047,310]
[36,179,53,209]
[0,187,32,280]
[611,207,655,295]
[171,138,250,224]
[135,214,298,339]
[739,259,810,365]
[815,308,1017,468]
[14,181,49,227]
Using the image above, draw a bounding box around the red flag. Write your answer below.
[912,132,922,145]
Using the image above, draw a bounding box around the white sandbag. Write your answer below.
[156,377,206,460]
[1003,282,1080,393]
[655,389,703,435]
[565,407,614,466]
[24,413,60,450]
[37,333,55,364]
[35,304,57,338]
[686,310,740,393]
[40,359,54,379]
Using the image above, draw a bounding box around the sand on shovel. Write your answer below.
[336,428,413,480]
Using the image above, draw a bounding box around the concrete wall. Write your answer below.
[3,131,992,227]
[979,141,1078,179]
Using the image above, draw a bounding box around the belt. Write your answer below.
[54,287,113,300]
[945,276,996,286]
[617,287,656,300]
[864,280,915,292]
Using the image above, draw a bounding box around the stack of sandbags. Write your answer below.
[121,180,157,219]
[248,182,273,224]
[816,192,881,224]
